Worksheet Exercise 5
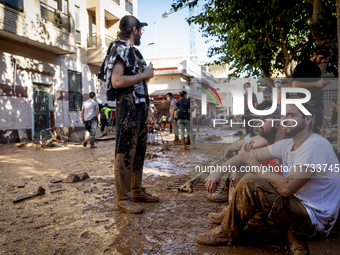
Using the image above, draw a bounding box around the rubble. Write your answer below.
[63,172,91,183]
[63,174,81,183]
[13,186,45,203]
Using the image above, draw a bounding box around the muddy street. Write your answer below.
[0,130,287,254]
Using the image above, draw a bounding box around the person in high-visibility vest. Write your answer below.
[103,104,111,120]
[161,114,166,128]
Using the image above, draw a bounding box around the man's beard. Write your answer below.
[259,126,277,144]
[282,119,305,138]
[134,34,141,46]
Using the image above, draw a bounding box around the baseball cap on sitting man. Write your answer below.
[252,106,281,119]
[120,15,148,30]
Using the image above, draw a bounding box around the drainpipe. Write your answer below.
[13,58,17,92]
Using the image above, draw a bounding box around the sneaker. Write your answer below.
[207,206,229,224]
[207,186,229,202]
[131,187,159,203]
[114,198,144,214]
[196,226,234,246]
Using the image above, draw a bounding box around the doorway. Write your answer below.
[33,85,49,136]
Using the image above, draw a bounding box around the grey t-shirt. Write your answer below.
[170,98,177,115]
[82,99,99,121]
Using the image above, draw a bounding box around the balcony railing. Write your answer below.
[87,33,97,48]
[105,35,114,48]
[0,0,24,11]
[40,2,70,31]
[125,0,133,14]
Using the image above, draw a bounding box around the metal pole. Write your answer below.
[154,21,157,58]
[337,0,340,152]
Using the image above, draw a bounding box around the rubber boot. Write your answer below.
[83,131,90,147]
[207,206,229,224]
[186,135,190,145]
[174,135,179,145]
[190,134,196,150]
[90,136,97,148]
[181,135,186,150]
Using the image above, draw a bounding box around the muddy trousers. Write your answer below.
[85,117,98,137]
[114,93,148,201]
[221,173,315,241]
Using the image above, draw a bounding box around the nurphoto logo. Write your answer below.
[201,86,312,128]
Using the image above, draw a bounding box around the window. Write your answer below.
[0,0,24,12]
[75,5,81,44]
[114,0,120,4]
[68,70,82,111]
[125,0,133,14]
[62,0,68,15]
[323,90,338,101]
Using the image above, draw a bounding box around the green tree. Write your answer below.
[172,0,337,81]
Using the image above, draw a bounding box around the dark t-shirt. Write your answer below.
[244,93,257,116]
[292,60,323,107]
[176,98,190,120]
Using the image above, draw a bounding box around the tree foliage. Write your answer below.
[171,0,337,79]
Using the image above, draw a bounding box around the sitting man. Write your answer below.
[197,99,340,246]
[207,100,276,203]
[206,101,286,223]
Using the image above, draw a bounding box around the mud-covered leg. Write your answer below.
[114,93,143,213]
[131,105,159,203]
[197,173,313,246]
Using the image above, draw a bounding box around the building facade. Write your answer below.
[146,56,218,120]
[0,0,137,142]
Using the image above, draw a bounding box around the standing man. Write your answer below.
[292,45,331,133]
[104,15,159,214]
[81,92,100,148]
[166,92,180,143]
[275,78,290,106]
[242,82,258,137]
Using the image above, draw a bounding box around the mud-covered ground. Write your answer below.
[1,128,289,254]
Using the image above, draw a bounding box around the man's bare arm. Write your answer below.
[111,61,154,89]
[81,108,85,124]
[169,105,176,120]
[239,144,312,197]
[96,108,100,121]
[206,146,274,193]
[225,135,268,158]
[292,80,326,89]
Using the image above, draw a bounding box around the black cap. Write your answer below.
[119,15,148,30]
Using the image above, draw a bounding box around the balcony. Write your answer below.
[87,34,116,66]
[40,2,70,31]
[0,0,23,11]
[0,0,75,54]
[105,35,114,48]
[87,33,97,48]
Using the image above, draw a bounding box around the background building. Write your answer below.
[0,0,137,142]
[146,56,218,120]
